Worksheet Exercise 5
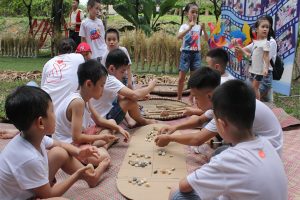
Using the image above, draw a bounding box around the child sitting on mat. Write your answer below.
[156,67,283,157]
[90,48,156,128]
[0,86,111,199]
[54,59,130,166]
[184,48,235,117]
[170,80,287,200]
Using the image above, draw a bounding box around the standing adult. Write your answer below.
[68,0,84,47]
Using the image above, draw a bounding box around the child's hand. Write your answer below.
[154,135,171,147]
[201,23,205,30]
[234,46,243,54]
[118,127,130,142]
[76,164,96,179]
[183,107,195,116]
[189,19,195,29]
[101,134,118,143]
[78,146,100,160]
[148,79,157,87]
[263,68,268,76]
[158,125,176,135]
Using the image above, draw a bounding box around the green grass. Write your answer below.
[0,80,29,119]
[0,57,48,71]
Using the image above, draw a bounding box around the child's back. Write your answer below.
[188,136,287,199]
[0,135,53,199]
[41,39,84,111]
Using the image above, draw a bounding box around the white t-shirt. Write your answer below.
[0,135,53,200]
[245,39,270,75]
[41,53,84,112]
[179,24,202,51]
[79,18,106,59]
[187,137,287,200]
[90,75,125,117]
[205,100,283,156]
[221,72,235,84]
[69,9,84,31]
[101,46,132,67]
[54,92,93,143]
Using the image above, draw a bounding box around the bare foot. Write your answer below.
[104,137,120,149]
[0,129,18,139]
[137,118,156,127]
[126,118,137,129]
[92,140,107,148]
[86,157,111,188]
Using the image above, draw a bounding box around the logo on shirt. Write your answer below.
[46,59,67,83]
[90,28,100,40]
[184,31,200,51]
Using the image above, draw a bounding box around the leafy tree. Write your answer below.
[113,0,178,35]
[208,0,222,21]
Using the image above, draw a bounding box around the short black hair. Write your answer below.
[78,59,108,86]
[105,48,129,69]
[58,38,76,54]
[212,80,256,130]
[105,28,120,41]
[5,86,52,132]
[206,48,229,68]
[87,0,100,8]
[188,67,221,90]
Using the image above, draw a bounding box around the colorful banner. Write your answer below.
[221,0,299,95]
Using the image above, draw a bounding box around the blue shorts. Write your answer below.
[179,50,201,73]
[171,189,200,200]
[106,99,126,124]
[260,70,272,94]
[249,73,263,82]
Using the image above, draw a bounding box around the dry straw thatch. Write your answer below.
[0,36,39,58]
[121,30,182,74]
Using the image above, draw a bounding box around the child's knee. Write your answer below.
[49,146,69,161]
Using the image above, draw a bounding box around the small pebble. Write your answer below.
[167,186,172,189]
[153,170,158,174]
[145,183,150,187]
[171,167,175,171]
[132,177,137,181]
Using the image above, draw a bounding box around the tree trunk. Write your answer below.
[22,0,33,36]
[51,0,64,56]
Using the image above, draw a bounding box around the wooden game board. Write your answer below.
[117,124,187,200]
[138,97,189,121]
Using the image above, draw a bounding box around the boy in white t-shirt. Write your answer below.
[90,48,156,128]
[155,67,283,157]
[79,0,106,61]
[0,86,110,199]
[183,48,235,117]
[54,60,130,166]
[101,28,133,89]
[41,38,85,111]
[170,80,287,200]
